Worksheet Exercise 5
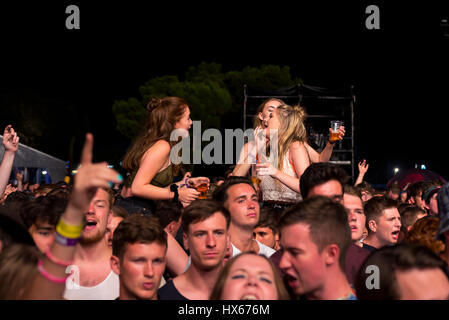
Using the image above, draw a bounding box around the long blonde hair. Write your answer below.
[275,104,307,172]
[122,97,188,173]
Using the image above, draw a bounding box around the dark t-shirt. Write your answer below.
[362,242,377,253]
[158,280,188,300]
[345,243,371,286]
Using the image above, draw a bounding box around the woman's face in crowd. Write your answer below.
[259,100,282,128]
[266,108,281,132]
[174,106,193,132]
[220,254,278,300]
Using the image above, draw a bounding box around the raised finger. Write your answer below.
[81,133,94,165]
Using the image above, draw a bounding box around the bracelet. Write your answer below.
[45,249,73,267]
[55,232,79,246]
[37,260,69,284]
[56,219,84,239]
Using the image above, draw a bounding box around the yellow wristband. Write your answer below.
[56,219,84,239]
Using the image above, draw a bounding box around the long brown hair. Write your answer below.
[122,97,188,172]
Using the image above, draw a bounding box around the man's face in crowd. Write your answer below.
[343,194,366,242]
[307,180,343,204]
[184,212,229,270]
[425,193,439,215]
[370,207,401,247]
[253,226,278,250]
[279,223,326,297]
[112,242,166,300]
[395,268,449,300]
[81,188,112,245]
[29,221,56,253]
[225,184,260,229]
[106,216,124,248]
[410,191,425,210]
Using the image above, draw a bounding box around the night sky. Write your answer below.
[1,2,448,185]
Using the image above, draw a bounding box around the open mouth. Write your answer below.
[241,294,258,300]
[84,220,97,231]
[391,230,400,240]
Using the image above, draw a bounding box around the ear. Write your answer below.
[368,219,377,233]
[110,255,121,276]
[107,210,113,226]
[183,232,189,251]
[323,244,340,266]
[258,112,264,121]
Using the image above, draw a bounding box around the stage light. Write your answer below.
[42,170,47,175]
[421,164,426,170]
[394,168,399,174]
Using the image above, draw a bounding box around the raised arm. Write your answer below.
[24,133,122,299]
[0,125,19,197]
[354,159,369,186]
[232,141,253,177]
[165,231,188,276]
[305,126,345,163]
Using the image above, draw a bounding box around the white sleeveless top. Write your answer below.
[260,150,303,203]
[64,270,120,300]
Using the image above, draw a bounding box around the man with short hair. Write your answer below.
[300,162,349,204]
[297,164,369,286]
[423,185,441,216]
[64,187,120,300]
[362,197,401,252]
[158,199,230,300]
[406,181,426,210]
[153,200,183,238]
[213,177,275,258]
[279,196,356,300]
[111,214,167,300]
[106,205,129,248]
[355,244,449,299]
[253,206,280,250]
[20,195,68,253]
[342,185,370,285]
[400,205,427,232]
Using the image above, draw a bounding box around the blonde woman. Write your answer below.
[234,100,344,209]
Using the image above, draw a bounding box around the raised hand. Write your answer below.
[69,133,123,213]
[3,125,19,153]
[256,162,278,177]
[358,159,369,175]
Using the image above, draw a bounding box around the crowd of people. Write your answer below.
[0,96,448,300]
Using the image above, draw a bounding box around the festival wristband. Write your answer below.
[37,260,69,284]
[55,232,79,246]
[45,249,73,267]
[56,219,84,239]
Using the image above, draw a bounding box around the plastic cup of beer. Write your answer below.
[330,120,343,142]
[196,183,209,199]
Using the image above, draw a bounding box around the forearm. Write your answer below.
[272,170,301,193]
[232,163,251,177]
[131,183,174,200]
[354,172,365,186]
[319,142,335,162]
[165,231,188,276]
[17,179,23,191]
[24,203,84,299]
[0,151,15,196]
